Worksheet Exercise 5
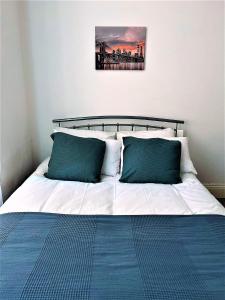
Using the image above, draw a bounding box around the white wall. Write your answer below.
[22,1,224,186]
[1,1,34,199]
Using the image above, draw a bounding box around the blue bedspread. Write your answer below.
[0,213,224,299]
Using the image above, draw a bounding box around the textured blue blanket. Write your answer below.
[0,213,224,299]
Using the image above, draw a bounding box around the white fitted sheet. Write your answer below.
[0,163,224,216]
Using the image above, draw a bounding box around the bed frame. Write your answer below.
[52,115,184,137]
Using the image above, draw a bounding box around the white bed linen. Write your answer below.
[0,164,224,216]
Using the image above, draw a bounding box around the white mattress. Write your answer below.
[0,162,224,216]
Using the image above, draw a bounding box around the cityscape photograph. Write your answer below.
[95,26,146,70]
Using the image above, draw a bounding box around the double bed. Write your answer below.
[0,116,224,299]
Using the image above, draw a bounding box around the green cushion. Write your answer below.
[120,137,181,184]
[45,132,106,183]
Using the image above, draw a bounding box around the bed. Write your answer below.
[0,116,224,300]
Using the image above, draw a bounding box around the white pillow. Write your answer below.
[117,128,175,141]
[52,128,120,177]
[119,136,197,175]
[101,140,121,176]
[166,137,197,175]
[118,128,175,173]
[54,127,115,139]
[34,157,50,176]
[35,140,121,177]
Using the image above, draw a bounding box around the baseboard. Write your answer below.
[204,184,225,198]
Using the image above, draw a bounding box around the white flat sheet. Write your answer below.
[0,162,224,216]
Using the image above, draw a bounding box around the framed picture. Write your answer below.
[95,26,146,70]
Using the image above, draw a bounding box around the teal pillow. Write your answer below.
[45,132,106,183]
[120,137,181,184]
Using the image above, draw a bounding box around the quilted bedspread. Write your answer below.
[0,213,225,299]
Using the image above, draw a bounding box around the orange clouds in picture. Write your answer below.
[95,26,146,70]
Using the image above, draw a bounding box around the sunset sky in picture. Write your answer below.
[95,27,146,55]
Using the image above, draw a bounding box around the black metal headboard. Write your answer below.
[52,115,184,137]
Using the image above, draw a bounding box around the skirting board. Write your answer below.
[204,184,225,198]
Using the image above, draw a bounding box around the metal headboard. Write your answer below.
[52,115,184,137]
